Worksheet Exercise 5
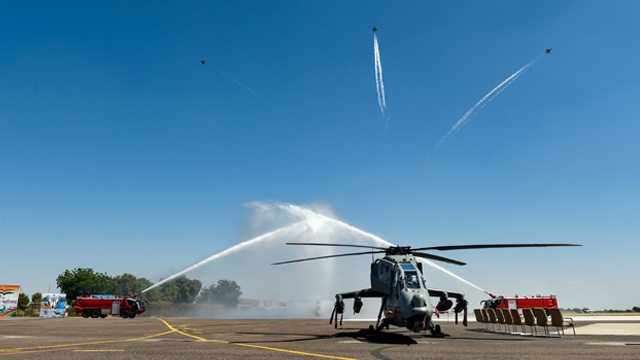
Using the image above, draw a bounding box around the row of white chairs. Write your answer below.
[474,307,575,337]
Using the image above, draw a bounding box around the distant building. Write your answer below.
[238,298,287,310]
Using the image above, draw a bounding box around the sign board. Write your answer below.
[40,293,66,317]
[0,285,20,317]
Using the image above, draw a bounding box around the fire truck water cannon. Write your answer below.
[484,291,497,298]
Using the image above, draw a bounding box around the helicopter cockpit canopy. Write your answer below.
[399,263,422,289]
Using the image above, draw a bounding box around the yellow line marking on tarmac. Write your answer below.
[0,348,81,356]
[158,319,358,360]
[73,350,125,352]
[0,331,174,353]
[157,319,226,343]
[232,343,358,360]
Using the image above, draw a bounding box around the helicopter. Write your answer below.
[272,242,581,335]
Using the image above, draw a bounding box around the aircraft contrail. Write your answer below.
[434,53,545,150]
[219,71,263,98]
[374,34,387,117]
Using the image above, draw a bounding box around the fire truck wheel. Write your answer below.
[121,310,130,318]
[91,309,100,318]
[82,309,90,318]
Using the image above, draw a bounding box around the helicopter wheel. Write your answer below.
[430,324,442,336]
[366,324,379,338]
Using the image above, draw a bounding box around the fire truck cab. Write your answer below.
[75,296,146,319]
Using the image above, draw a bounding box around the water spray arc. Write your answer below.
[434,53,545,150]
[268,202,490,294]
[141,201,490,298]
[140,221,307,293]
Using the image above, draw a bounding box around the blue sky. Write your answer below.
[2,1,639,310]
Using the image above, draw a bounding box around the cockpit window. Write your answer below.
[400,263,416,271]
[405,271,420,289]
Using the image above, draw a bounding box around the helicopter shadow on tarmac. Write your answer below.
[230,328,421,346]
[337,329,420,345]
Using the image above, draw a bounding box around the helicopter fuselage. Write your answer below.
[334,252,466,333]
[371,254,434,331]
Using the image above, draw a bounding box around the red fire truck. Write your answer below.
[482,295,558,310]
[75,296,146,319]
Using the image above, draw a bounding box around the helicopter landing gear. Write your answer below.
[330,295,345,329]
[429,324,444,337]
[373,318,389,333]
[366,324,380,338]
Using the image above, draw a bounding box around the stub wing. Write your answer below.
[338,288,386,299]
[428,287,465,301]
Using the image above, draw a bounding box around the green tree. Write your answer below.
[31,292,42,303]
[56,268,104,300]
[196,284,216,304]
[196,280,242,308]
[137,278,164,302]
[18,293,29,311]
[164,276,202,304]
[633,306,640,313]
[112,273,140,297]
[56,268,201,303]
[92,272,116,295]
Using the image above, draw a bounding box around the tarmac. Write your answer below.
[1,316,640,359]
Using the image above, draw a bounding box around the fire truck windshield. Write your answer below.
[137,300,146,309]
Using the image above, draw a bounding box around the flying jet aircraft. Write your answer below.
[372,27,377,32]
[546,48,552,54]
[200,59,206,65]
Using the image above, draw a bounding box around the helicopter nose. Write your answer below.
[412,306,428,316]
[411,294,428,315]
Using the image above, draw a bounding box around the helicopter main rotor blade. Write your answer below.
[271,250,387,265]
[413,243,582,252]
[286,242,389,251]
[413,252,467,266]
